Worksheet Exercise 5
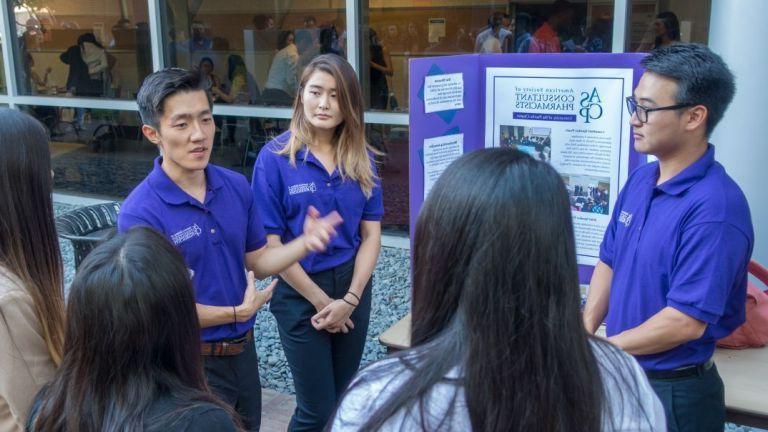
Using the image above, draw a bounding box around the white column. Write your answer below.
[709,0,768,265]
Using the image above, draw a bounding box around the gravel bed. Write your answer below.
[53,202,764,431]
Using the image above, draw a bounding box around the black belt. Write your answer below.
[645,358,714,380]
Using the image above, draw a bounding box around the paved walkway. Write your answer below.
[261,388,295,431]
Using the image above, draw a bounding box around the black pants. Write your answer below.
[648,362,725,432]
[270,258,372,432]
[203,338,262,431]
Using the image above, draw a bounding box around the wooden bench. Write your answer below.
[379,313,768,429]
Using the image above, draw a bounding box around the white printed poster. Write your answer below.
[423,133,463,199]
[424,73,464,113]
[484,67,633,265]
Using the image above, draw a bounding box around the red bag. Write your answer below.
[717,261,768,349]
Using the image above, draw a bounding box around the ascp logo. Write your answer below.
[579,87,604,124]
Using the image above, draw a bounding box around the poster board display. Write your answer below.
[408,53,646,282]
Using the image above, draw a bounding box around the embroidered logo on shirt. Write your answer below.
[288,182,317,195]
[618,211,633,227]
[171,223,202,245]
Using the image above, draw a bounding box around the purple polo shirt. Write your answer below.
[600,145,753,371]
[117,158,267,342]
[251,132,384,273]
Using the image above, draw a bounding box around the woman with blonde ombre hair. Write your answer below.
[0,108,65,431]
[251,53,383,431]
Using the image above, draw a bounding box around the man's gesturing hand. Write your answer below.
[235,272,276,322]
[302,206,343,252]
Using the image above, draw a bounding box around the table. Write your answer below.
[378,313,411,351]
[714,347,768,429]
[379,313,768,429]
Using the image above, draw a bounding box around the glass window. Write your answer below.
[10,1,152,99]
[0,33,5,94]
[367,123,409,233]
[629,0,711,52]
[221,115,289,178]
[21,105,146,197]
[161,0,346,107]
[361,0,614,112]
[26,104,284,198]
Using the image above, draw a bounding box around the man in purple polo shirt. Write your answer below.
[117,68,340,431]
[583,44,753,431]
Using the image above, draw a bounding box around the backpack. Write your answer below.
[717,260,768,349]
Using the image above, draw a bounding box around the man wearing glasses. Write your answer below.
[583,44,753,432]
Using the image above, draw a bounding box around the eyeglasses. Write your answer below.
[625,97,694,124]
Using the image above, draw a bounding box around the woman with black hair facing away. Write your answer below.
[252,54,383,431]
[0,109,65,432]
[331,148,665,431]
[28,227,239,431]
[653,11,681,49]
[637,11,680,52]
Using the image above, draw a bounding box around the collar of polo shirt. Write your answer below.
[148,157,225,205]
[654,144,714,196]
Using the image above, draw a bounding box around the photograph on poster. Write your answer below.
[562,174,610,215]
[499,125,552,162]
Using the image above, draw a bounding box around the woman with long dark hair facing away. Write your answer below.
[0,108,65,432]
[251,53,383,431]
[653,11,681,49]
[331,148,666,431]
[28,227,240,431]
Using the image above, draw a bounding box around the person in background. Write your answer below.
[583,17,612,53]
[368,29,393,110]
[187,21,213,52]
[28,228,241,431]
[252,14,278,52]
[529,0,575,53]
[405,21,422,54]
[60,33,107,130]
[583,44,752,432]
[636,11,681,52]
[17,18,45,95]
[25,53,51,95]
[108,17,134,48]
[212,54,258,106]
[212,55,262,143]
[263,31,299,106]
[118,67,340,431]
[502,13,513,33]
[653,11,681,49]
[331,148,665,431]
[474,11,512,53]
[319,26,343,56]
[454,24,474,52]
[302,15,320,47]
[198,57,221,92]
[296,29,320,76]
[252,54,383,432]
[0,108,65,432]
[382,24,404,53]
